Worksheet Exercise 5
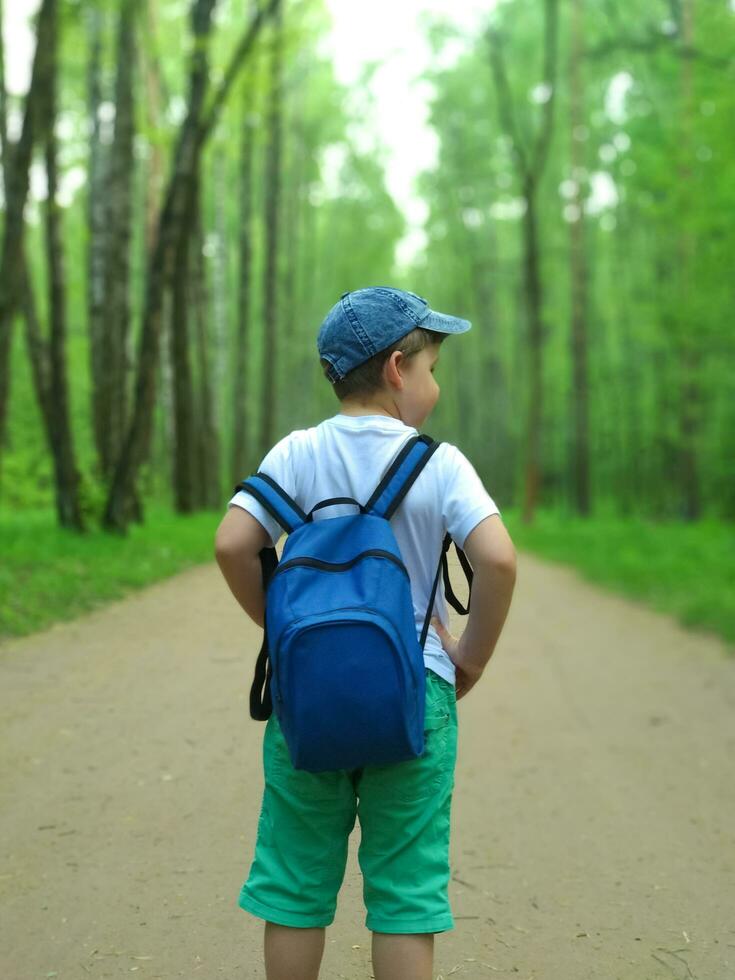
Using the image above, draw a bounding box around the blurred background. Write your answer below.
[0,0,733,646]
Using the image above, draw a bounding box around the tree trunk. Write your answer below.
[103,0,279,532]
[191,195,220,509]
[140,0,170,513]
[21,269,54,425]
[86,4,109,484]
[568,0,590,516]
[282,76,303,347]
[43,4,84,530]
[608,156,641,518]
[0,0,51,463]
[259,0,283,455]
[140,0,167,254]
[438,158,509,487]
[103,0,217,531]
[170,189,197,513]
[487,0,558,525]
[0,2,81,506]
[280,73,311,435]
[0,0,55,460]
[211,145,229,463]
[0,0,6,206]
[100,0,137,482]
[231,80,257,483]
[520,174,543,525]
[676,0,701,520]
[471,235,512,503]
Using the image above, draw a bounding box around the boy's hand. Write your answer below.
[430,617,484,701]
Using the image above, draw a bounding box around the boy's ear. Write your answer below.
[383,350,405,389]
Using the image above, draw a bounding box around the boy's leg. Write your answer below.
[371,932,434,980]
[239,714,357,954]
[356,670,458,955]
[264,923,326,980]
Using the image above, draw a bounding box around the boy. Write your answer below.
[215,286,517,980]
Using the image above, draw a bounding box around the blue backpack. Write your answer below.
[233,432,473,773]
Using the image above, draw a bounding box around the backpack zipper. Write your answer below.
[271,549,409,579]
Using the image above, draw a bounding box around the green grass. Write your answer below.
[502,508,735,653]
[1,504,733,656]
[0,503,222,641]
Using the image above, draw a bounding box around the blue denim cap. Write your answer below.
[317,286,472,383]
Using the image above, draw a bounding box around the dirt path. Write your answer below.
[1,551,734,980]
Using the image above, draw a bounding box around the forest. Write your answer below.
[0,0,733,642]
[2,7,733,976]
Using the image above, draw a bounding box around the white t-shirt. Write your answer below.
[227,412,501,685]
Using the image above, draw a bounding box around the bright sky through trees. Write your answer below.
[2,0,734,563]
[3,0,492,268]
[2,0,636,267]
[321,0,492,269]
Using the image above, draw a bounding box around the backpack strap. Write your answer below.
[362,432,473,650]
[364,433,441,520]
[249,546,279,720]
[419,534,473,649]
[232,473,307,721]
[232,472,308,535]
[444,540,473,614]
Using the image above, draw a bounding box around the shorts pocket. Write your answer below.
[365,699,455,804]
[421,705,454,793]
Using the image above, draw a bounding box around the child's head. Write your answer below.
[317,287,471,428]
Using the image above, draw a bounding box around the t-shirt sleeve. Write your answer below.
[226,434,299,548]
[441,444,501,551]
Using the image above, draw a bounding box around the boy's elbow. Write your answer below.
[214,542,227,569]
[481,546,516,581]
[497,541,517,575]
[214,531,239,563]
[498,549,517,580]
[463,514,517,573]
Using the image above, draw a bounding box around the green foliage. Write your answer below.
[503,507,735,649]
[0,504,220,640]
[411,0,735,520]
[2,0,732,654]
[1,0,405,511]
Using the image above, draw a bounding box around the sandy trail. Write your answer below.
[1,551,733,980]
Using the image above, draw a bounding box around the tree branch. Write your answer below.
[199,0,280,143]
[530,0,559,179]
[588,30,732,71]
[485,25,529,175]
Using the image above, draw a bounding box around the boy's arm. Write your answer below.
[214,508,272,628]
[459,514,517,670]
[432,513,515,699]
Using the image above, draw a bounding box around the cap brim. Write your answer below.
[421,309,472,334]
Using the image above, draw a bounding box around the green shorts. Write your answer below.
[238,667,458,934]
